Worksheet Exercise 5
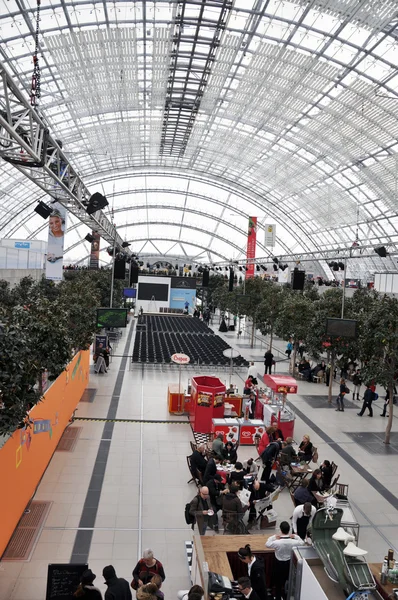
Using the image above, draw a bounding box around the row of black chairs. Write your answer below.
[137,314,211,334]
[132,329,248,366]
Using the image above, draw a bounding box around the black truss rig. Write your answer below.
[160,0,233,158]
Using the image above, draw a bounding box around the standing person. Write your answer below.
[357,383,375,417]
[336,378,348,412]
[131,550,165,590]
[298,342,305,359]
[212,433,224,458]
[285,340,293,359]
[237,545,268,600]
[74,569,103,599]
[244,375,255,395]
[237,577,261,600]
[102,566,132,600]
[260,441,281,484]
[352,370,362,400]
[264,349,274,375]
[258,426,276,457]
[265,522,305,600]
[222,483,245,533]
[247,362,258,382]
[380,386,396,417]
[189,486,212,535]
[292,502,316,541]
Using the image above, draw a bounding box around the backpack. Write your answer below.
[185,502,195,526]
[344,386,350,394]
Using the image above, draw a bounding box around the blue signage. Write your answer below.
[170,288,196,311]
[14,241,31,249]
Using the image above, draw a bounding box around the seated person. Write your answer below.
[320,460,333,490]
[190,444,208,478]
[225,384,236,396]
[298,359,312,381]
[243,458,258,475]
[294,478,316,506]
[222,441,237,464]
[229,462,245,489]
[311,360,326,378]
[211,433,224,459]
[307,469,322,493]
[203,453,222,484]
[248,478,274,523]
[279,437,297,465]
[297,434,313,461]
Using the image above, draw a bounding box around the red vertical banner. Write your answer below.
[245,217,257,279]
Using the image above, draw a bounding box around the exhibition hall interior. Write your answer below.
[1,1,398,600]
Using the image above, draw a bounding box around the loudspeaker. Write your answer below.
[228,268,234,292]
[292,270,305,290]
[375,246,387,258]
[85,233,95,243]
[202,270,209,287]
[114,258,126,280]
[34,201,52,219]
[86,192,108,215]
[130,266,139,285]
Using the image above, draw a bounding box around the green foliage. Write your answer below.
[275,292,315,343]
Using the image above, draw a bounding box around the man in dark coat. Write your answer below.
[103,565,132,600]
[260,441,281,484]
[203,454,221,483]
[357,384,375,417]
[264,350,274,375]
[190,444,208,478]
[222,483,245,533]
[189,486,212,534]
[237,577,262,600]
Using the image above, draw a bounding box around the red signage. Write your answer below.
[246,217,257,279]
[171,353,190,364]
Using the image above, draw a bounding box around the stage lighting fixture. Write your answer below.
[121,241,130,248]
[85,233,95,244]
[375,246,387,258]
[273,257,279,264]
[175,264,178,269]
[107,246,115,256]
[34,201,53,219]
[86,192,108,215]
[338,262,345,270]
[273,264,278,272]
[239,267,242,271]
[256,265,260,271]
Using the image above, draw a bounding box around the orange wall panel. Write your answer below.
[0,350,90,557]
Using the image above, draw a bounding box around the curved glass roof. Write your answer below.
[1,0,398,276]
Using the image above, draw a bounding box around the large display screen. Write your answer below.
[326,318,358,338]
[138,282,169,301]
[97,308,128,328]
[123,288,136,298]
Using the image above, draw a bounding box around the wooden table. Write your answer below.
[288,464,313,490]
[369,563,397,600]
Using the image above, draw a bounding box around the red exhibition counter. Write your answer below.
[262,374,297,439]
[190,376,226,433]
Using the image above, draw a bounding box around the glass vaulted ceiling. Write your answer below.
[1,0,398,274]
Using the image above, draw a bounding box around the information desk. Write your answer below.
[168,384,184,414]
[192,534,275,600]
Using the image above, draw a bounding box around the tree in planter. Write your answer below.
[256,280,285,351]
[359,294,398,444]
[274,292,316,373]
[59,275,100,351]
[0,313,42,435]
[305,288,359,403]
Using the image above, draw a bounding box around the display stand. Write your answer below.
[190,376,226,433]
[261,374,297,438]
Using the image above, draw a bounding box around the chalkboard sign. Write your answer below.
[46,563,88,600]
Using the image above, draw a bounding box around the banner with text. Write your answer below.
[264,223,276,247]
[45,202,67,281]
[245,216,257,279]
[89,232,100,270]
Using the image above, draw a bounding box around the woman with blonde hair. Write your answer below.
[298,434,313,462]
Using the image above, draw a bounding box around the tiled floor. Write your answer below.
[1,320,398,599]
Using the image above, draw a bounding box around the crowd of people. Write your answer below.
[74,551,167,600]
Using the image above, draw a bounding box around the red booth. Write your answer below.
[262,374,297,439]
[190,376,226,433]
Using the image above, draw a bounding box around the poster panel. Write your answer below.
[264,223,276,247]
[245,217,257,279]
[45,202,67,281]
[89,232,100,270]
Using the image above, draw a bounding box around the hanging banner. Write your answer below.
[245,217,257,279]
[89,232,101,270]
[45,202,67,281]
[264,224,276,247]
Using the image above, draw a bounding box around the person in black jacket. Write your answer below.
[207,474,227,532]
[260,441,281,484]
[307,469,322,493]
[74,569,103,599]
[336,378,348,412]
[222,441,237,464]
[190,445,208,478]
[294,479,316,507]
[222,484,245,533]
[237,577,261,600]
[238,545,268,600]
[102,565,132,600]
[357,384,375,417]
[264,350,274,375]
[320,460,333,490]
[352,370,362,400]
[248,479,274,524]
[229,462,246,489]
[203,454,222,483]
